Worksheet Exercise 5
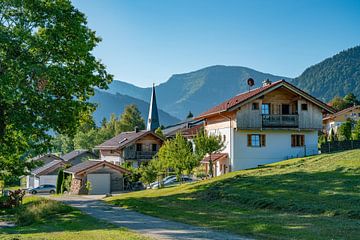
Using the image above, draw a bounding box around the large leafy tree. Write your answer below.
[0,0,112,180]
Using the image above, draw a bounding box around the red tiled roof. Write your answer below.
[201,153,228,163]
[196,80,335,119]
[196,80,284,118]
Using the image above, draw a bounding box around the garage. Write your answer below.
[65,160,130,195]
[39,175,58,187]
[87,173,110,194]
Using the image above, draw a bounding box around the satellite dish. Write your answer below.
[247,78,255,92]
[247,78,255,87]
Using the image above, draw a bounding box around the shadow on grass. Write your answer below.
[108,167,360,239]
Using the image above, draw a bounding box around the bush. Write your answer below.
[15,197,72,226]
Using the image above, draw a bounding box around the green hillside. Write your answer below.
[293,46,360,102]
[107,150,360,239]
[103,66,291,119]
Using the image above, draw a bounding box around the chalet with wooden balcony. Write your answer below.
[95,129,164,168]
[195,79,335,176]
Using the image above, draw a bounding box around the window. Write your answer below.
[291,135,305,147]
[136,143,142,151]
[282,104,290,114]
[223,134,226,142]
[252,102,259,110]
[301,104,308,111]
[262,104,270,115]
[152,144,157,151]
[247,134,266,147]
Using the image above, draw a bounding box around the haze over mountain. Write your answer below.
[103,65,292,119]
[292,46,360,102]
[90,90,180,127]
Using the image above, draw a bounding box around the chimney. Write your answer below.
[134,126,139,133]
[262,79,272,86]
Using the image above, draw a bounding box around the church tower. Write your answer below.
[147,84,160,131]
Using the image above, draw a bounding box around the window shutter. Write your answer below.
[261,134,266,147]
[247,135,251,146]
[291,135,295,147]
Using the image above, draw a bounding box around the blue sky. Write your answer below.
[72,0,360,87]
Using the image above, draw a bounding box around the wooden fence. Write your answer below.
[320,140,360,153]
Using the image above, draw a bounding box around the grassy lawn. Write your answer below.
[106,150,360,240]
[0,197,150,240]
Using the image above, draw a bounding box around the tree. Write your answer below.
[352,120,360,140]
[155,127,165,139]
[329,128,336,142]
[139,162,158,187]
[329,96,348,111]
[157,133,198,180]
[344,93,359,107]
[115,105,145,134]
[194,129,225,178]
[0,0,112,180]
[187,111,194,119]
[56,169,64,194]
[100,117,107,128]
[337,120,352,141]
[50,134,74,154]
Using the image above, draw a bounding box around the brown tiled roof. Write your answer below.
[196,80,335,119]
[323,105,360,120]
[95,130,163,150]
[64,160,130,175]
[201,153,228,163]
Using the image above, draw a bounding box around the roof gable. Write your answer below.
[64,160,131,175]
[196,80,335,119]
[31,160,65,176]
[95,130,164,150]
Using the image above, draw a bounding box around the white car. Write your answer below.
[151,175,193,189]
[149,175,176,189]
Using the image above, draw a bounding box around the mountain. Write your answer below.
[292,46,360,102]
[90,90,180,127]
[103,65,292,119]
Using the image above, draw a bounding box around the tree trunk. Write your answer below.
[209,154,214,178]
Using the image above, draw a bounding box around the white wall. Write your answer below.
[101,153,123,165]
[232,130,318,170]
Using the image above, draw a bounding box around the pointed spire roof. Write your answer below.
[147,84,160,131]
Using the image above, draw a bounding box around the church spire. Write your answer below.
[147,84,160,131]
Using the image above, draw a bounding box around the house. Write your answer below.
[26,160,66,189]
[323,105,360,135]
[163,118,204,139]
[64,160,131,195]
[96,84,164,168]
[60,149,97,165]
[30,153,63,165]
[195,79,335,176]
[95,129,164,168]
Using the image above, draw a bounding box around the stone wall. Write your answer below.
[70,178,88,195]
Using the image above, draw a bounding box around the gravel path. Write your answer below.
[53,195,251,240]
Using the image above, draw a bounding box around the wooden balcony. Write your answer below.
[262,114,299,128]
[123,151,158,160]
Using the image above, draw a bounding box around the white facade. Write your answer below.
[232,130,318,170]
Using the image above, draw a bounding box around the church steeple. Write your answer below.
[147,84,160,131]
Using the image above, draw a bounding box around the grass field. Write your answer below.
[0,197,150,240]
[106,150,360,240]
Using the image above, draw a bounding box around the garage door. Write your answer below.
[39,175,58,186]
[87,174,110,195]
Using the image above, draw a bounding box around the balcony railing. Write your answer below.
[262,114,299,128]
[123,151,158,160]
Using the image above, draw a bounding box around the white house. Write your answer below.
[195,79,335,176]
